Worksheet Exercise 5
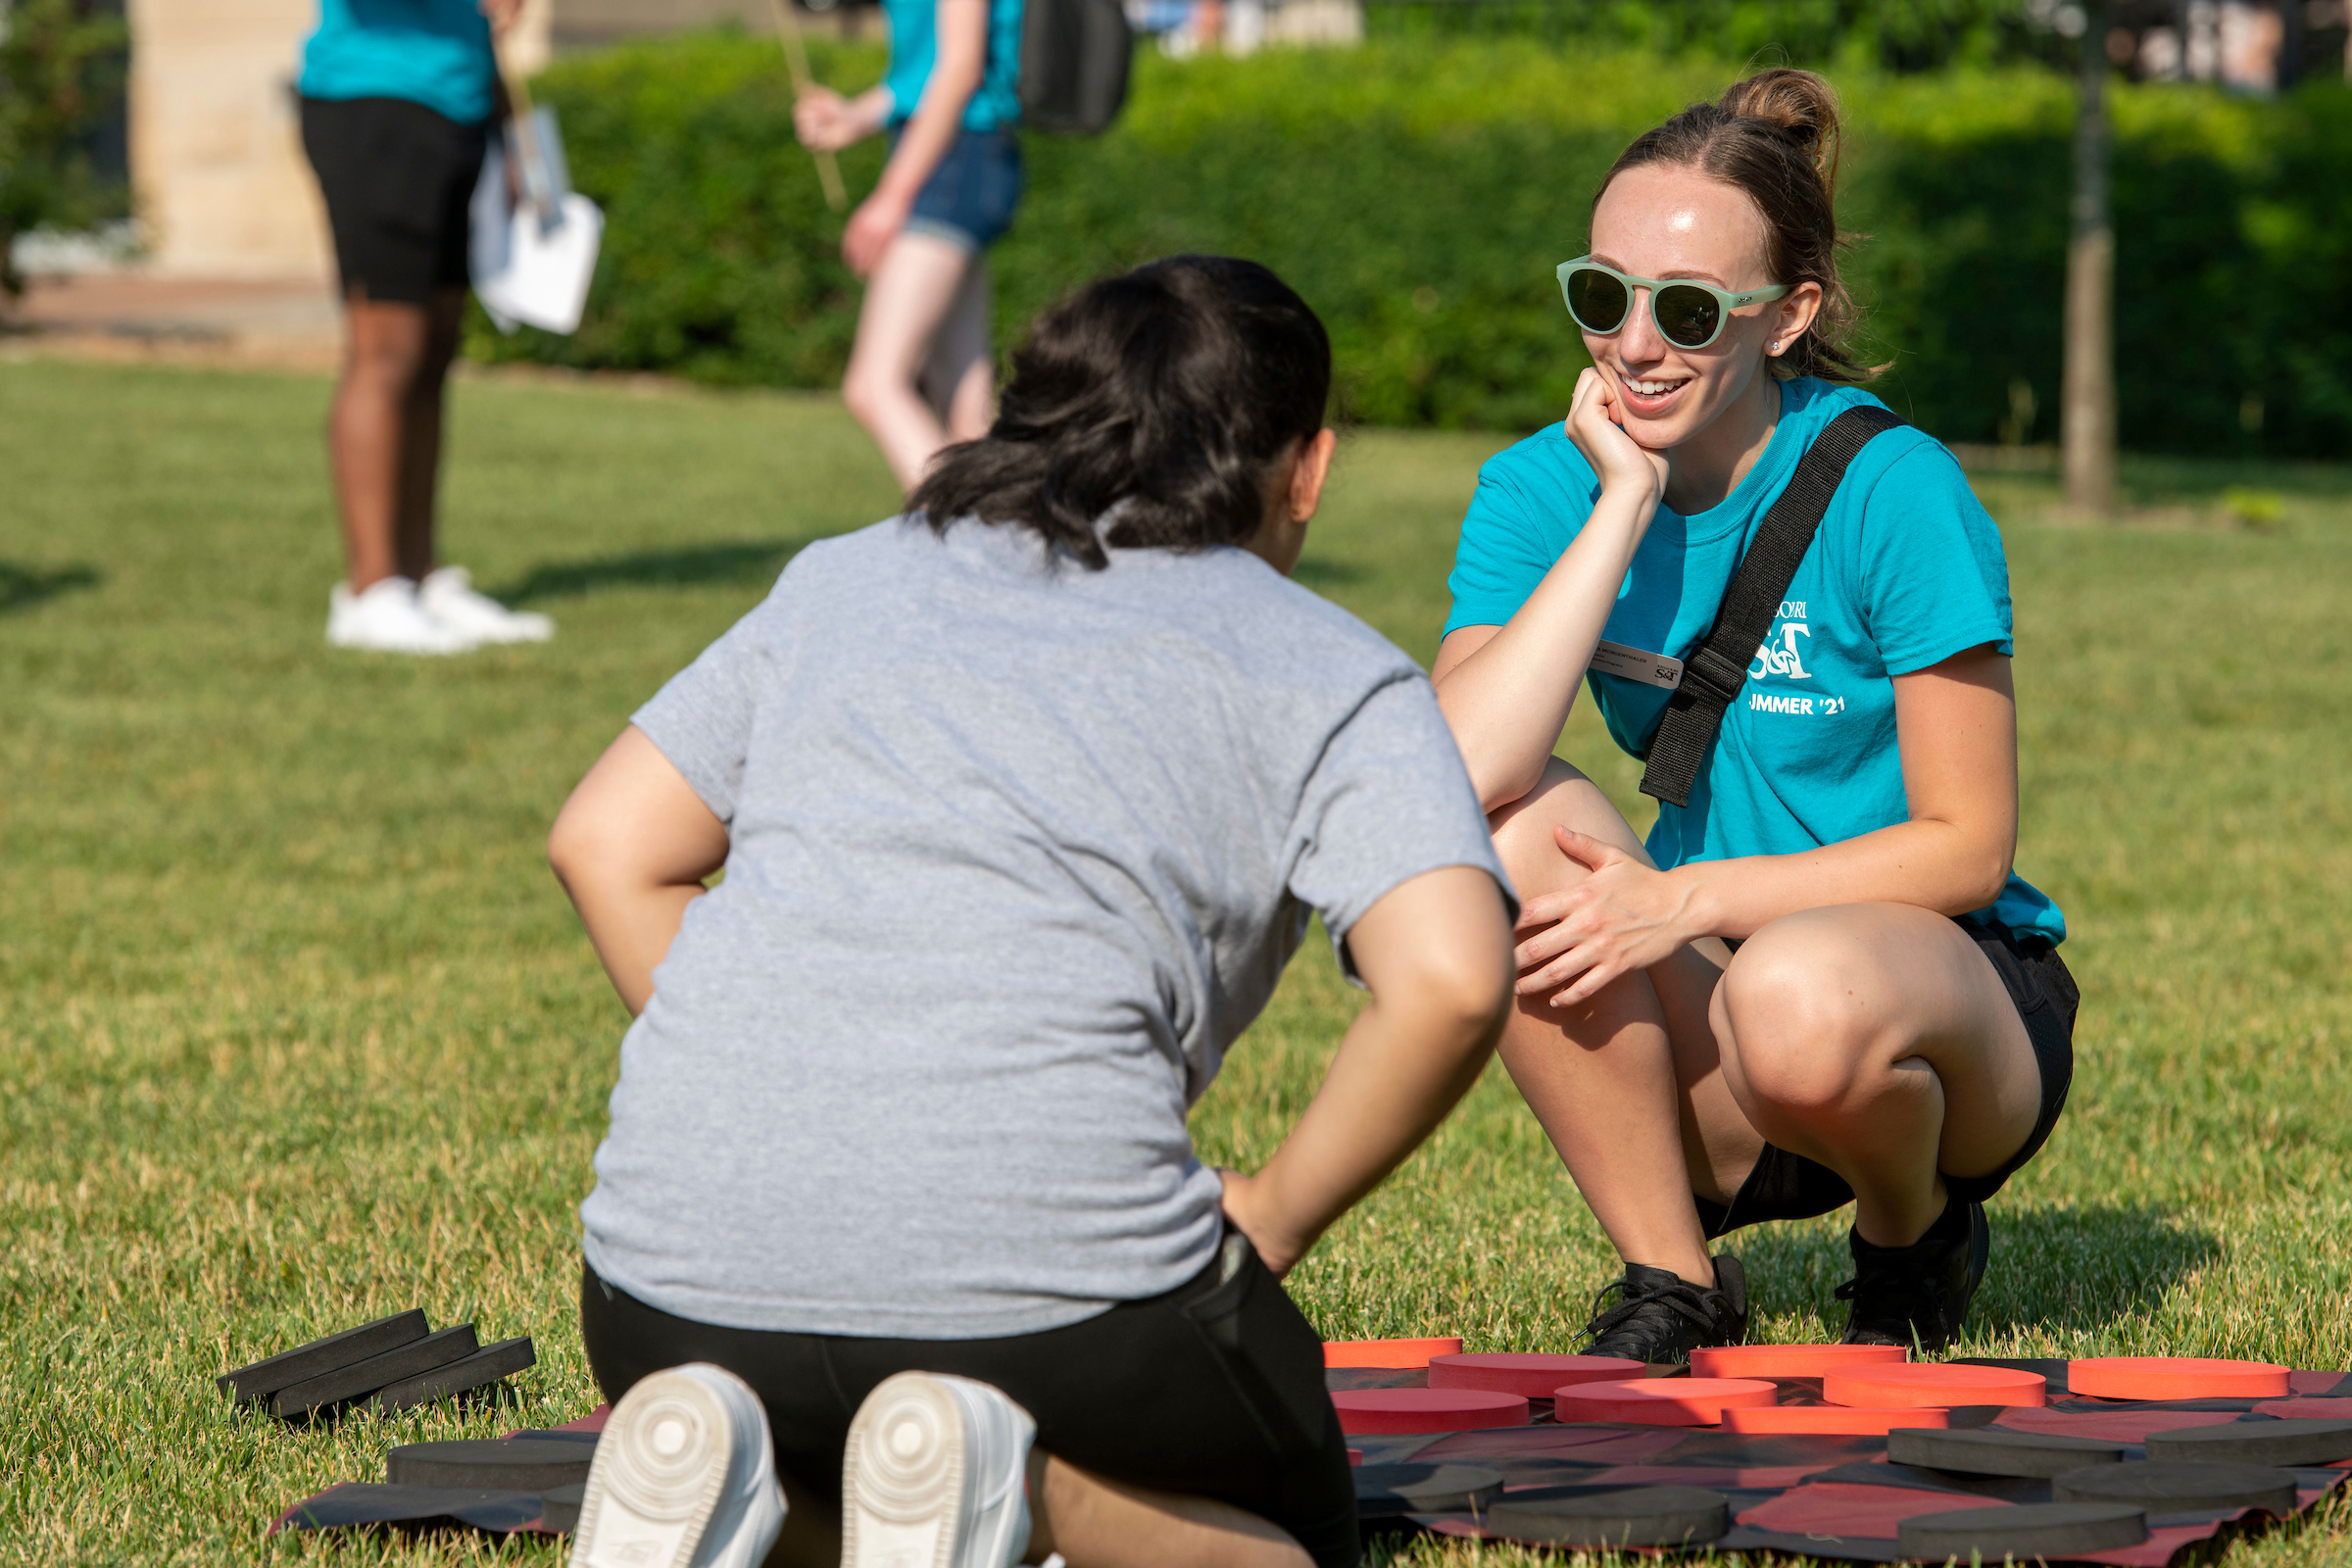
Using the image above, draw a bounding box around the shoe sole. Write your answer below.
[843,1372,971,1568]
[571,1369,734,1568]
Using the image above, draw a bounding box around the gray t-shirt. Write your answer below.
[580,515,1510,1339]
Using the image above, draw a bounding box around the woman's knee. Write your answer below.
[1486,757,1640,898]
[1715,916,1886,1115]
[840,359,892,421]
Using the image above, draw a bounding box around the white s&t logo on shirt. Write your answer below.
[1750,620,1813,681]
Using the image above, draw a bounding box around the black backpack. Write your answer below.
[1018,0,1133,134]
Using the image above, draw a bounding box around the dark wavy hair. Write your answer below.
[1599,69,1881,384]
[909,255,1332,569]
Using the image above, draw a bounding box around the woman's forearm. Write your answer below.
[1225,867,1511,1272]
[1675,815,2015,943]
[1434,490,1650,810]
[558,875,706,1017]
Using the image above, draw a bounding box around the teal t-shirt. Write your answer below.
[299,0,496,126]
[1445,378,2065,946]
[882,0,1024,131]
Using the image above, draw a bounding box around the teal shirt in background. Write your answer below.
[299,0,497,126]
[881,0,1024,130]
[1445,378,2066,946]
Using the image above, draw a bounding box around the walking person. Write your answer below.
[300,0,554,653]
[1432,69,2078,1361]
[550,257,1515,1568]
[792,0,1026,490]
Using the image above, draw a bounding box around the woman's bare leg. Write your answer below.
[1711,904,2042,1247]
[390,285,467,582]
[767,1451,1310,1568]
[1494,759,2048,1258]
[918,248,995,443]
[327,290,431,591]
[842,231,985,490]
[1488,758,1759,1286]
[1026,1452,1310,1568]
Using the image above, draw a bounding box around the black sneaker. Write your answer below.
[1581,1255,1749,1364]
[1836,1197,1989,1351]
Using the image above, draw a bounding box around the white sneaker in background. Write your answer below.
[571,1363,788,1568]
[843,1371,1036,1568]
[327,576,477,655]
[418,564,555,644]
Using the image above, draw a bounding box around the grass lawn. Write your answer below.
[1,357,2346,1566]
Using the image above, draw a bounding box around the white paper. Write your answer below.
[469,108,602,336]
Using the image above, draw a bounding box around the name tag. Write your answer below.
[1590,639,1685,690]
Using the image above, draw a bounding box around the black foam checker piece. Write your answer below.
[539,1483,585,1534]
[1483,1487,1729,1547]
[369,1336,535,1412]
[1898,1501,2148,1557]
[2053,1459,2301,1515]
[1353,1464,1504,1515]
[2145,1419,2352,1467]
[387,1439,597,1492]
[270,1325,480,1419]
[282,1483,547,1535]
[218,1309,429,1403]
[1888,1425,2127,1478]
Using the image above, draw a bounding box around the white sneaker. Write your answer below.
[843,1371,1036,1568]
[570,1363,788,1568]
[327,576,476,655]
[418,565,554,644]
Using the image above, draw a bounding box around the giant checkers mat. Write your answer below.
[266,1340,2352,1561]
[1329,1342,2352,1562]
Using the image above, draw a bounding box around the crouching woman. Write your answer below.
[1433,70,2078,1363]
[549,256,1515,1568]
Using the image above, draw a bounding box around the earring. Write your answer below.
[1770,339,1782,353]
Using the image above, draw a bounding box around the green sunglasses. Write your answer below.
[1556,258,1790,350]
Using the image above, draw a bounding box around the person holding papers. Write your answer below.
[299,0,554,653]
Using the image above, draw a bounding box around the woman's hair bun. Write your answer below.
[1593,65,1879,383]
[1716,68,1842,189]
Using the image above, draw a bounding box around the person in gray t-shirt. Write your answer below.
[550,257,1513,1568]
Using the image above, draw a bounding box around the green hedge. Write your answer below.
[467,33,2352,458]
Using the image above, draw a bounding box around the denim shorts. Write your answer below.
[898,125,1025,253]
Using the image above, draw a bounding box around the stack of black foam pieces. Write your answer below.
[277,1431,601,1537]
[218,1309,536,1419]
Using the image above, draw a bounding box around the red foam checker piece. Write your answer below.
[1825,1362,2047,1409]
[1690,1344,1908,1380]
[1323,1337,1463,1369]
[2068,1356,2291,1400]
[1330,1388,1529,1434]
[1723,1404,1951,1436]
[1553,1378,1779,1427]
[1428,1353,1644,1398]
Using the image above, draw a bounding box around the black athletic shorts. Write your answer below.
[579,1234,1359,1568]
[1695,917,2080,1239]
[299,95,487,305]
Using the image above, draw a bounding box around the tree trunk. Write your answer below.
[2063,0,2117,517]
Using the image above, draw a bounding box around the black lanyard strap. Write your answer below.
[1638,405,1907,808]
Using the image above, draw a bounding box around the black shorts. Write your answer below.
[579,1236,1358,1568]
[1695,917,2080,1239]
[299,95,486,305]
